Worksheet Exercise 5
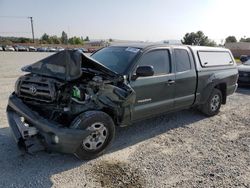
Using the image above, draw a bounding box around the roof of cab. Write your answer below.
[189,45,230,52]
[110,42,163,49]
[110,42,229,52]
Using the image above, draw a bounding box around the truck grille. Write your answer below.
[17,76,56,103]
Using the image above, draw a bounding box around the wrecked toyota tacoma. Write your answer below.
[7,44,238,160]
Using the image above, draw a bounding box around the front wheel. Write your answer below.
[70,111,115,160]
[200,88,222,117]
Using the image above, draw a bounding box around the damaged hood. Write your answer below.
[22,50,120,81]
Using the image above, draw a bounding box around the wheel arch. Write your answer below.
[214,83,227,104]
[101,107,117,124]
[199,81,227,105]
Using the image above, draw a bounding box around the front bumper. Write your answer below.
[6,94,91,154]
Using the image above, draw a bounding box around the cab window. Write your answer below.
[175,49,191,72]
[137,49,171,75]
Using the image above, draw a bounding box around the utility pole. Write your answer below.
[28,17,35,43]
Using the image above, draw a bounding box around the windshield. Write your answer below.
[91,46,140,74]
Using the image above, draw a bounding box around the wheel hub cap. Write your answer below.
[210,94,220,112]
[82,122,108,151]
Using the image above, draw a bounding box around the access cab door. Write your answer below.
[129,48,175,121]
[173,47,197,109]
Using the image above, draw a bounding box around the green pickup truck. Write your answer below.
[7,43,238,159]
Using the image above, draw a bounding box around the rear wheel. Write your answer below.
[70,111,115,160]
[201,88,222,117]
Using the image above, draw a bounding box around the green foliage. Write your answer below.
[84,36,90,41]
[40,33,62,44]
[68,36,84,45]
[182,31,217,46]
[0,36,32,44]
[208,40,217,47]
[0,38,13,45]
[61,31,68,44]
[240,37,250,42]
[17,37,32,43]
[225,36,237,43]
[41,33,49,42]
[49,35,61,44]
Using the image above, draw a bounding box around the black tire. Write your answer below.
[70,111,115,160]
[201,88,222,117]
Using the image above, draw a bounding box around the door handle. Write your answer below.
[167,80,175,85]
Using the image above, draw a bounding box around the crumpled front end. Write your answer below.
[7,50,136,155]
[7,94,91,154]
[7,73,136,154]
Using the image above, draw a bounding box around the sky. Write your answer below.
[0,0,250,43]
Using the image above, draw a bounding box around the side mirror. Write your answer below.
[136,66,154,77]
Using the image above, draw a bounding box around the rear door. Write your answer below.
[173,47,197,109]
[130,48,175,121]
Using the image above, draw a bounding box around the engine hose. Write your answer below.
[71,97,87,104]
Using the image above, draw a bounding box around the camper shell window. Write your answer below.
[198,51,234,67]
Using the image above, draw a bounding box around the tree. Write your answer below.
[61,31,68,44]
[84,36,90,41]
[50,35,61,44]
[245,38,250,42]
[41,33,49,42]
[225,36,237,43]
[207,40,217,47]
[68,36,84,45]
[182,31,216,46]
[40,33,64,44]
[240,37,250,42]
[74,37,83,45]
[16,37,32,43]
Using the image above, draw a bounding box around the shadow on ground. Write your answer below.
[0,127,80,187]
[0,108,206,187]
[110,109,205,153]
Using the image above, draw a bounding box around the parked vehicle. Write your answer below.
[88,48,96,53]
[37,47,47,52]
[7,44,238,160]
[13,45,18,51]
[28,46,37,52]
[0,46,3,51]
[79,48,88,53]
[56,47,64,52]
[238,55,250,85]
[74,48,89,53]
[4,45,15,51]
[14,45,29,52]
[47,47,57,52]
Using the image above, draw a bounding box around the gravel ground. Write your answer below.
[0,52,249,188]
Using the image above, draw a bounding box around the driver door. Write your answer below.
[130,48,175,121]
